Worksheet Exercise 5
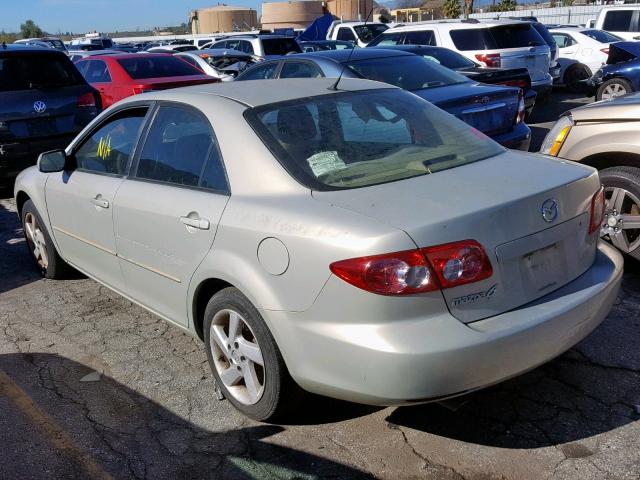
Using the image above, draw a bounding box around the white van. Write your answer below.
[595,6,640,40]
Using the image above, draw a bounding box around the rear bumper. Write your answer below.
[268,242,622,405]
[0,134,76,178]
[550,64,562,82]
[492,122,531,151]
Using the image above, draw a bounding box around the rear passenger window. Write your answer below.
[84,60,111,83]
[239,62,278,80]
[450,29,493,51]
[239,40,255,54]
[603,11,635,32]
[74,108,147,175]
[280,61,323,78]
[404,30,436,46]
[337,27,356,42]
[370,32,404,46]
[135,105,227,191]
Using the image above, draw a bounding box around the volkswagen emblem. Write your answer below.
[33,101,47,114]
[541,198,559,223]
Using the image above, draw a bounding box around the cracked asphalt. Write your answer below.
[1,92,639,479]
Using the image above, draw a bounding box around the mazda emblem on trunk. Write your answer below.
[33,101,47,113]
[541,198,559,223]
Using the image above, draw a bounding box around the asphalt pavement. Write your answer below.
[1,90,639,479]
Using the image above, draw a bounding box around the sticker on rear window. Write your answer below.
[307,151,347,178]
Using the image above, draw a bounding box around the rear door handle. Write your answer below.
[180,215,210,230]
[90,196,109,208]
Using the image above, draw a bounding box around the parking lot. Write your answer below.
[0,88,639,479]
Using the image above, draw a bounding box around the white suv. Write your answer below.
[368,19,552,94]
[208,34,302,58]
[595,6,640,41]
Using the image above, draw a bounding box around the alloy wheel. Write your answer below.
[601,83,627,100]
[209,309,265,405]
[601,186,640,254]
[24,212,48,270]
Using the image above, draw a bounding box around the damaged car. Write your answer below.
[175,49,261,81]
[589,41,640,100]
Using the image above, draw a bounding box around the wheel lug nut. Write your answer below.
[234,341,239,349]
[227,344,231,350]
[236,365,241,371]
[240,356,246,362]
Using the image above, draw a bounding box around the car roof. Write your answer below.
[387,19,530,32]
[190,48,251,56]
[293,48,414,63]
[0,44,64,54]
[130,78,397,108]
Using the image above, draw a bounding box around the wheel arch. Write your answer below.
[191,277,234,341]
[581,152,640,171]
[15,190,31,218]
[563,62,591,84]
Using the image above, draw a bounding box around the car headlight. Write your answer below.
[540,115,573,156]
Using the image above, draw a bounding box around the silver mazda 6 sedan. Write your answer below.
[14,78,623,421]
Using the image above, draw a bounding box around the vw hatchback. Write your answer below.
[14,79,622,421]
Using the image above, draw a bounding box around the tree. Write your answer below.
[497,0,517,12]
[20,19,43,38]
[443,0,462,18]
[463,0,474,16]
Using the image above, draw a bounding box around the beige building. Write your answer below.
[191,5,258,34]
[325,0,374,21]
[261,1,325,30]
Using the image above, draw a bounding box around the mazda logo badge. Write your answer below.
[541,198,559,223]
[33,101,47,113]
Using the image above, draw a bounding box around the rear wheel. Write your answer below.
[599,167,640,259]
[597,78,633,101]
[564,64,591,92]
[203,287,301,421]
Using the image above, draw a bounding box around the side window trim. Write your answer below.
[128,100,231,195]
[70,102,155,178]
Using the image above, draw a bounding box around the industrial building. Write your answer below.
[190,5,258,34]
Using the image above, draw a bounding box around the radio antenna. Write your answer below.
[328,7,374,91]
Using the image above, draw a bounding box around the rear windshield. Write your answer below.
[0,53,85,91]
[117,56,203,79]
[347,55,469,91]
[244,89,503,191]
[450,24,546,51]
[354,24,389,43]
[582,29,624,43]
[531,23,555,45]
[419,48,476,69]
[262,38,302,55]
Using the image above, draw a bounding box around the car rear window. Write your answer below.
[347,55,468,91]
[450,24,545,51]
[0,53,85,91]
[262,38,302,55]
[117,56,204,79]
[419,48,476,69]
[582,29,624,43]
[244,89,503,191]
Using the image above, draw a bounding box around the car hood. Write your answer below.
[570,91,640,121]
[607,41,640,65]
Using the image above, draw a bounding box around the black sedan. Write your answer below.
[0,45,100,183]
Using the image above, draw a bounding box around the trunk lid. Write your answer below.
[313,150,600,323]
[136,75,218,90]
[414,83,519,136]
[498,46,550,84]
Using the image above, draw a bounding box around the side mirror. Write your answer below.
[37,150,67,173]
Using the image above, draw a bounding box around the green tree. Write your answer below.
[443,0,462,19]
[20,19,43,38]
[464,0,474,16]
[497,0,517,12]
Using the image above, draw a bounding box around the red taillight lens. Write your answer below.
[500,79,528,89]
[132,85,152,94]
[601,48,609,54]
[589,187,605,234]
[77,92,96,107]
[516,89,525,124]
[330,241,493,295]
[421,240,493,289]
[475,53,501,67]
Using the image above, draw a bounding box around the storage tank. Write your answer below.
[325,0,374,21]
[261,1,324,30]
[191,5,258,34]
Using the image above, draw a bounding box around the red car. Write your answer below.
[75,53,217,108]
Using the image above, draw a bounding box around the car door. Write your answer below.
[45,105,150,290]
[553,33,578,57]
[112,103,230,326]
[84,59,115,108]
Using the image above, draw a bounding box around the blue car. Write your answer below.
[590,42,640,101]
[236,49,530,150]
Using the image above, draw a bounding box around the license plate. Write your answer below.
[523,243,562,293]
[464,110,504,134]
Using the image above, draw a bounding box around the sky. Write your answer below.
[1,0,265,34]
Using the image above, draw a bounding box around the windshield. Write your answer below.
[262,38,302,55]
[582,29,624,43]
[118,56,204,79]
[419,48,476,69]
[354,24,389,43]
[347,55,469,91]
[244,89,503,191]
[0,53,85,91]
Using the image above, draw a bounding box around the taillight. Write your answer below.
[421,241,493,289]
[515,89,525,124]
[132,85,152,94]
[77,92,96,107]
[601,48,609,54]
[589,187,605,234]
[329,241,493,295]
[500,79,528,89]
[475,53,501,67]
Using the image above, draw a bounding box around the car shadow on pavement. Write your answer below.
[387,271,640,449]
[0,352,375,480]
[528,89,592,125]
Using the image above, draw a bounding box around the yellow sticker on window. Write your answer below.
[97,135,112,160]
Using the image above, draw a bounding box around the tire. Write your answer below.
[203,287,301,421]
[599,167,640,260]
[21,199,75,279]
[564,64,591,93]
[596,78,633,101]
